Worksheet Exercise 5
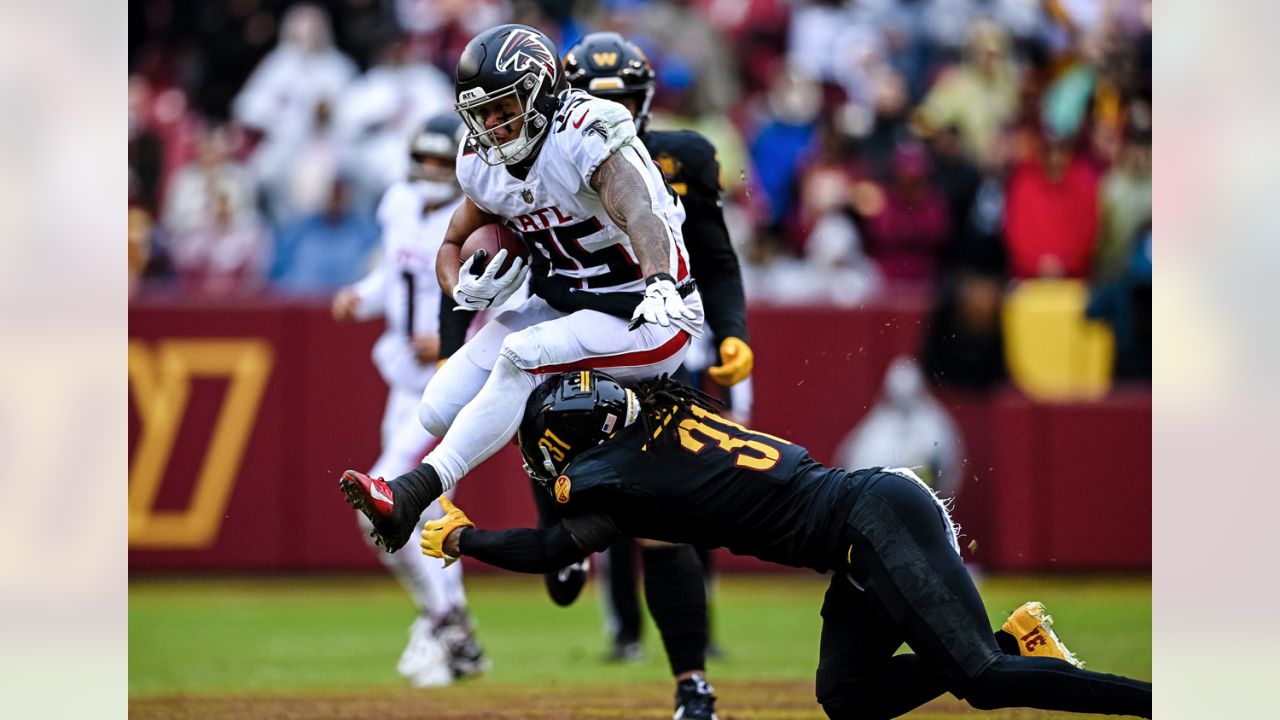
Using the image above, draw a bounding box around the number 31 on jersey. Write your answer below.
[676,405,790,471]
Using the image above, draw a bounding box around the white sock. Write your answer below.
[424,356,540,491]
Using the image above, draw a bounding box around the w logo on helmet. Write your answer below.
[496,28,556,77]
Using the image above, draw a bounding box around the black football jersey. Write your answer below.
[644,129,747,342]
[552,406,867,571]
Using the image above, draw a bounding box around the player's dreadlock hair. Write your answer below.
[632,374,723,448]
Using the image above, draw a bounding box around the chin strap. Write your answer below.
[538,444,558,481]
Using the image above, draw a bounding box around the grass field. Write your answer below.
[129,572,1150,718]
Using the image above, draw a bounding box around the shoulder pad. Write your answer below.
[646,130,720,197]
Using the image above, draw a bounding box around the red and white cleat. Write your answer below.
[339,470,416,551]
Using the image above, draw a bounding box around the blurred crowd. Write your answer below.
[129,0,1152,386]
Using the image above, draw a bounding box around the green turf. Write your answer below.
[128,573,1150,697]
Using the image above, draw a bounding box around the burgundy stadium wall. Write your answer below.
[128,296,1151,574]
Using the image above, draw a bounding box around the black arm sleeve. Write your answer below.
[458,515,619,573]
[529,249,643,319]
[678,143,748,343]
[438,291,476,359]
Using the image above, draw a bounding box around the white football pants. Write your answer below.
[418,293,703,491]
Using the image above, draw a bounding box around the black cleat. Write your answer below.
[544,558,590,606]
[673,674,719,720]
[338,470,417,552]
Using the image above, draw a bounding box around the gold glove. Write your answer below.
[420,497,475,566]
[707,336,754,386]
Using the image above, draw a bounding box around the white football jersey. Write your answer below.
[352,181,463,390]
[456,90,691,294]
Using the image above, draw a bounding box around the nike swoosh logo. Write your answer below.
[572,109,589,128]
[369,483,392,504]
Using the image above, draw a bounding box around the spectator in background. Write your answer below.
[914,20,1020,170]
[923,267,1008,391]
[129,203,174,295]
[861,139,951,283]
[930,121,1008,282]
[163,125,257,239]
[337,29,453,207]
[1003,132,1099,279]
[1093,102,1152,282]
[786,0,878,89]
[629,0,742,117]
[922,0,1047,63]
[263,99,344,224]
[835,356,965,499]
[695,0,790,98]
[128,75,165,216]
[749,67,821,231]
[796,159,883,306]
[1088,224,1151,380]
[271,178,379,294]
[926,124,982,244]
[233,4,356,220]
[852,66,913,178]
[395,0,505,70]
[168,189,271,295]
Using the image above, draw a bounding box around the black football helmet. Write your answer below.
[562,32,656,134]
[518,371,640,486]
[454,24,565,166]
[408,113,464,182]
[410,113,464,162]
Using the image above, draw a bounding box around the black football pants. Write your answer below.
[816,471,1152,719]
[530,476,708,677]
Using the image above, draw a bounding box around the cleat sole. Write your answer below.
[339,473,391,550]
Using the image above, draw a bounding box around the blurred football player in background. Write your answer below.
[331,114,486,686]
[555,31,753,664]
[836,356,964,500]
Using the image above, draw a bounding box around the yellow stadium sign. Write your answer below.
[128,339,273,548]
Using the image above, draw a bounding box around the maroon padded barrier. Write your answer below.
[128,296,1149,573]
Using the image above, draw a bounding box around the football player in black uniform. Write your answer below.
[419,371,1153,720]
[552,30,750,668]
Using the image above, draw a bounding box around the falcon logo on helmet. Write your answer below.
[495,28,557,77]
[454,24,565,167]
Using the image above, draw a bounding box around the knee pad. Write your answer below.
[418,397,450,438]
[497,327,542,372]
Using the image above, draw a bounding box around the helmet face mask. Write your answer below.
[454,25,563,167]
[456,76,550,166]
[518,371,639,486]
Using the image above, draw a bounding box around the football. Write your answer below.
[461,223,529,277]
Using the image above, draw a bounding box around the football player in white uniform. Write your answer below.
[340,22,704,569]
[331,114,486,686]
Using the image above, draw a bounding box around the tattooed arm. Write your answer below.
[590,145,674,278]
[591,144,698,330]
